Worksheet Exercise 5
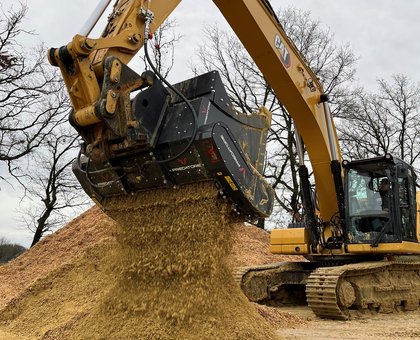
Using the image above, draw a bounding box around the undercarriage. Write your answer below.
[235,258,420,320]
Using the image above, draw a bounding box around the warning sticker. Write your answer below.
[224,176,238,191]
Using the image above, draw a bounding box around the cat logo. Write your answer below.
[274,35,291,68]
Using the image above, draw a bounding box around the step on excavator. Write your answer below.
[49,0,420,320]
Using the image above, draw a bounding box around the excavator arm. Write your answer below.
[48,0,342,228]
[48,0,181,124]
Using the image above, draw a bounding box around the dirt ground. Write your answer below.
[276,306,420,340]
[1,307,419,339]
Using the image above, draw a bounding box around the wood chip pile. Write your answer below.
[0,184,306,339]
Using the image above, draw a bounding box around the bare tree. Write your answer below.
[339,74,420,180]
[338,92,392,159]
[279,8,362,118]
[0,4,64,183]
[0,4,89,246]
[378,75,419,167]
[143,18,183,78]
[19,114,89,247]
[193,7,359,225]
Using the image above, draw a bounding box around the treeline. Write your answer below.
[0,238,26,264]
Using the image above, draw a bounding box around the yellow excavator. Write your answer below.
[48,0,420,320]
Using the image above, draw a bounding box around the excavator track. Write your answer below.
[306,266,350,320]
[306,261,420,320]
[233,262,290,283]
[234,262,316,303]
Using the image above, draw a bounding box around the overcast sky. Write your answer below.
[1,0,420,247]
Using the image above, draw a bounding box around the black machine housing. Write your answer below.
[73,68,274,219]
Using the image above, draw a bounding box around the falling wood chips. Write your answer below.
[0,182,305,339]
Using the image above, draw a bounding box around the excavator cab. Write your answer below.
[344,155,418,246]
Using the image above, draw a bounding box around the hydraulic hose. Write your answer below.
[142,12,199,165]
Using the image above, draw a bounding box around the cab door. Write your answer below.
[396,166,417,242]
